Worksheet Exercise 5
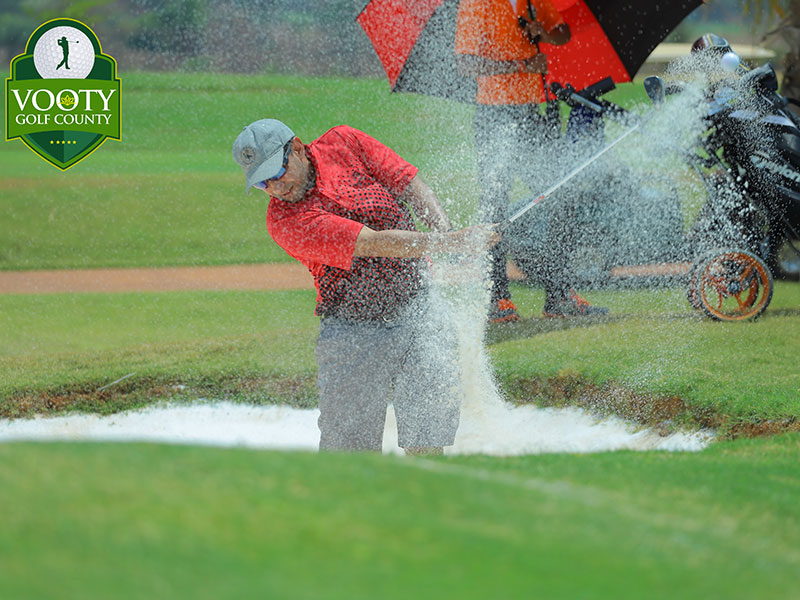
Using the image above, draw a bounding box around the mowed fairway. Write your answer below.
[1,438,799,600]
[2,72,800,598]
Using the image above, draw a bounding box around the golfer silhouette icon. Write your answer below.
[56,36,71,70]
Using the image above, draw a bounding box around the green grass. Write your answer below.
[0,289,319,411]
[493,282,800,423]
[0,437,798,600]
[1,282,798,429]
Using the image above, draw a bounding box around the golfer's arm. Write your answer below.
[353,224,498,258]
[398,176,451,232]
[353,227,452,258]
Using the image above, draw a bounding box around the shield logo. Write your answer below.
[5,18,121,170]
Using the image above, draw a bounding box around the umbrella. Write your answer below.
[356,0,476,102]
[356,0,704,100]
[546,0,705,90]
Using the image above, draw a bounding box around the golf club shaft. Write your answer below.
[504,120,642,227]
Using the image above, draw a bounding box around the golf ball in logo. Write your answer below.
[33,26,95,79]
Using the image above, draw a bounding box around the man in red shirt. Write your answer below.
[233,118,499,454]
[456,0,608,319]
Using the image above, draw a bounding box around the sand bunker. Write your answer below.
[0,400,712,455]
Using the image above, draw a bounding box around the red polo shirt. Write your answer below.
[267,125,425,319]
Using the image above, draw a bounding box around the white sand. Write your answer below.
[0,400,712,455]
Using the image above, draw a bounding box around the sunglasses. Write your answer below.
[253,141,292,191]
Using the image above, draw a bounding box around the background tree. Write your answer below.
[126,0,208,58]
[746,0,800,101]
[0,0,117,58]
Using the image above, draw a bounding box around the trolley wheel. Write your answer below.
[690,250,773,321]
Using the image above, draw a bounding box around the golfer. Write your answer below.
[233,119,499,454]
[56,36,71,70]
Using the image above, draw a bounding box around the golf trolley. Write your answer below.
[504,38,800,322]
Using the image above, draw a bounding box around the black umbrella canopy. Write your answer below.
[581,0,704,78]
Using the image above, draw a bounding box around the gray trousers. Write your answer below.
[315,292,462,451]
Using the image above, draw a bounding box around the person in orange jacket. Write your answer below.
[456,0,608,320]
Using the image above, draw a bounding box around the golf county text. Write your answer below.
[6,79,119,137]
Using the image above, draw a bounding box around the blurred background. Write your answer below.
[0,0,794,79]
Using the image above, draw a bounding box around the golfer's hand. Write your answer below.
[449,224,501,255]
[522,54,547,74]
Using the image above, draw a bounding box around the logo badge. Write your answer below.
[5,18,121,170]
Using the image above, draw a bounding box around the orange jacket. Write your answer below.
[456,0,564,105]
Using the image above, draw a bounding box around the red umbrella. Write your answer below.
[357,0,704,99]
[546,0,705,90]
[357,0,476,102]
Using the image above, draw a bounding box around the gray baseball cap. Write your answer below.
[232,119,295,193]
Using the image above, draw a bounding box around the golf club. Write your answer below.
[501,116,648,230]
